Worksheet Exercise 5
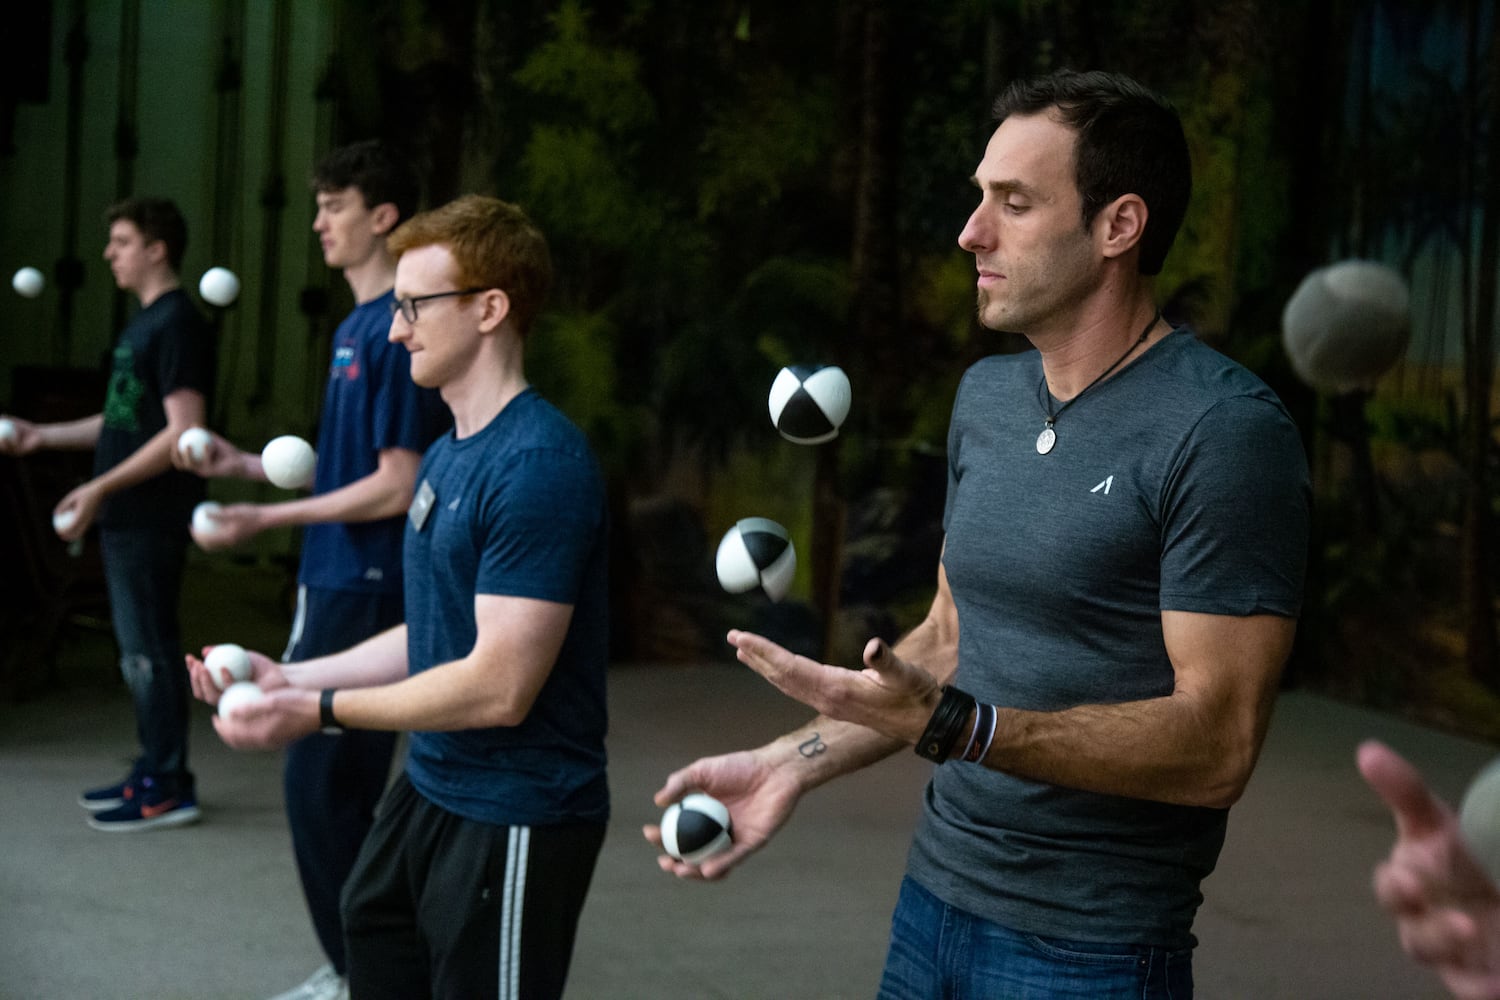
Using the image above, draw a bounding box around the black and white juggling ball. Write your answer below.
[661,792,733,864]
[715,517,796,602]
[1282,260,1410,394]
[768,365,851,445]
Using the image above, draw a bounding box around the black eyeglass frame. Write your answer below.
[390,287,490,324]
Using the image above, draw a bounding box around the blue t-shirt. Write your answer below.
[298,292,449,594]
[905,328,1309,950]
[94,288,214,531]
[403,389,610,827]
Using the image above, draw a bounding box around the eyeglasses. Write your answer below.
[390,287,489,324]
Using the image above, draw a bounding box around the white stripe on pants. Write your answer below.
[282,584,308,662]
[498,825,531,1000]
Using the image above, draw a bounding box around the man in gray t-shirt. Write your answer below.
[648,69,1308,999]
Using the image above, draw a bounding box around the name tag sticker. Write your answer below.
[409,479,436,531]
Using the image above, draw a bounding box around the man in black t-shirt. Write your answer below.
[0,197,215,831]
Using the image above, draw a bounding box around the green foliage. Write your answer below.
[1365,396,1453,453]
[1226,93,1288,298]
[309,0,1500,710]
[912,252,982,352]
[697,71,835,218]
[518,125,666,252]
[513,2,655,135]
[527,308,650,470]
[739,256,851,357]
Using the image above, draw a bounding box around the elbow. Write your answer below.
[1196,777,1248,811]
[369,477,417,520]
[470,685,541,729]
[1193,744,1260,809]
[377,494,413,521]
[472,697,531,729]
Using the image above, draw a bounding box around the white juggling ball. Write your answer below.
[217,681,265,720]
[0,418,18,445]
[52,509,78,535]
[261,435,316,490]
[768,365,851,445]
[198,267,241,307]
[191,501,222,535]
[661,792,733,864]
[12,267,44,298]
[177,427,213,464]
[204,643,253,690]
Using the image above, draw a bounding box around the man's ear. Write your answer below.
[144,239,169,266]
[1097,193,1148,262]
[477,288,511,334]
[370,202,401,237]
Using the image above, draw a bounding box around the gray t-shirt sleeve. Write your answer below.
[1158,394,1310,617]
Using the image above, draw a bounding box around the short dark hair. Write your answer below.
[311,140,419,225]
[388,195,553,337]
[992,69,1191,276]
[104,197,189,272]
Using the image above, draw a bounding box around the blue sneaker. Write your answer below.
[78,764,145,811]
[87,777,201,832]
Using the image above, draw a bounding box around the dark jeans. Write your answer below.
[877,876,1194,1000]
[99,527,192,791]
[282,585,403,975]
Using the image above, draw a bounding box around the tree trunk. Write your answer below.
[1462,0,1499,689]
[822,0,898,658]
[1278,0,1353,687]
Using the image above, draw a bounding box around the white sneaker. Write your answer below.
[267,964,348,1000]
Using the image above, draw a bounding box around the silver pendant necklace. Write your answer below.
[1036,310,1160,455]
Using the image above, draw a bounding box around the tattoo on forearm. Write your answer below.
[798,733,827,758]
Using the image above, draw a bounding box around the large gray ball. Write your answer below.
[1282,260,1410,394]
[1460,756,1500,883]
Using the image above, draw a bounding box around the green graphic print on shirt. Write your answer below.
[102,342,144,432]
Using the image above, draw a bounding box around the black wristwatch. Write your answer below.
[319,688,345,735]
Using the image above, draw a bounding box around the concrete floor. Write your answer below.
[0,560,1487,999]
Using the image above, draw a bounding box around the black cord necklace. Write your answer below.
[1035,309,1160,455]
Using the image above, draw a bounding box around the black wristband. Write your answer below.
[319,688,344,735]
[915,685,976,762]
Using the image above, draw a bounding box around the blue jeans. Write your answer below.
[99,528,192,791]
[877,877,1193,1000]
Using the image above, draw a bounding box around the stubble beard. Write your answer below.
[975,288,1006,333]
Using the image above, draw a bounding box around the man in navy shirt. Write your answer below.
[190,194,610,1000]
[179,142,447,1000]
[1,197,214,832]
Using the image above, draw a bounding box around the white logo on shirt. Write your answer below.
[1091,476,1114,495]
[446,497,462,511]
[364,567,384,581]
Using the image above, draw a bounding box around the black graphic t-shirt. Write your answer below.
[92,288,215,531]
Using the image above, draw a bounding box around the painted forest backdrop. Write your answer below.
[2,0,1499,739]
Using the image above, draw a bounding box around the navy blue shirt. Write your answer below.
[403,389,610,826]
[298,292,449,594]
